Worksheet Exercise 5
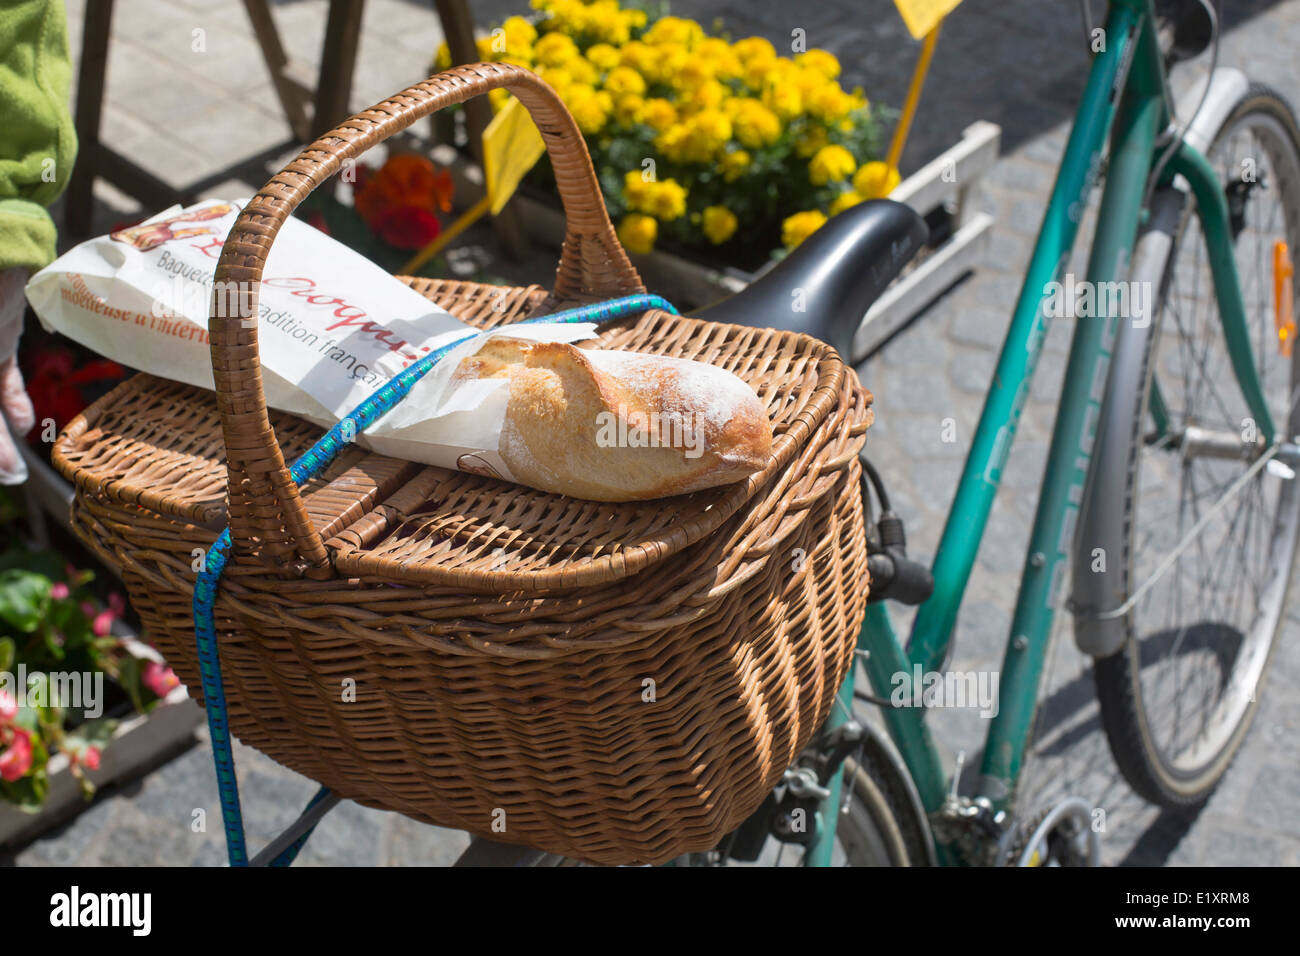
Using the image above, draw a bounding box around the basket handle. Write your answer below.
[210,62,644,574]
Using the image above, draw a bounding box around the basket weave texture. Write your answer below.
[51,64,873,864]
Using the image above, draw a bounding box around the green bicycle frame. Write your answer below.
[805,0,1275,865]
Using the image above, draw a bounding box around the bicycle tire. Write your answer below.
[1075,84,1300,806]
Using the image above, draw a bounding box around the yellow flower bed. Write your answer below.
[440,1,893,262]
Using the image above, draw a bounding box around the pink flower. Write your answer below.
[0,728,33,782]
[90,593,128,637]
[50,582,70,600]
[70,745,101,771]
[142,660,180,698]
[0,690,16,724]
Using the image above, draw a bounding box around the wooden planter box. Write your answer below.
[436,119,1000,364]
[3,445,204,849]
[0,678,201,849]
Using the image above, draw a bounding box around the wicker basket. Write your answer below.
[51,63,873,865]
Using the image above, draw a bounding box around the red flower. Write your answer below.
[22,345,126,440]
[372,205,442,250]
[50,582,69,600]
[142,660,180,698]
[353,153,452,249]
[0,728,33,782]
[0,690,16,725]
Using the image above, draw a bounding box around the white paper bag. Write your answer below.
[25,199,594,482]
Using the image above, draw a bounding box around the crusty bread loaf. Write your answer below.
[449,337,773,501]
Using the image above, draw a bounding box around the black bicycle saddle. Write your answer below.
[691,199,928,360]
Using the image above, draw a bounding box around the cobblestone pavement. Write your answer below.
[8,0,1299,867]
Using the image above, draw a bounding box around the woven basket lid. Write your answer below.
[324,308,861,592]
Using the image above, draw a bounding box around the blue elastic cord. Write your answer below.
[192,294,677,866]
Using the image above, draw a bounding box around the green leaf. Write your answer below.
[17,672,63,729]
[65,717,119,752]
[0,636,13,673]
[0,570,52,633]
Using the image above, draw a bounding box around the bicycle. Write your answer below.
[194,0,1297,868]
[460,0,1299,867]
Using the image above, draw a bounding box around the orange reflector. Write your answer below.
[1275,240,1295,357]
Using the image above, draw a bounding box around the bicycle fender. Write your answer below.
[1175,68,1248,165]
[1071,188,1185,657]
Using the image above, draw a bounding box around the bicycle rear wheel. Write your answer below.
[1075,85,1300,806]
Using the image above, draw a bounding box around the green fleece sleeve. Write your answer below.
[0,0,77,274]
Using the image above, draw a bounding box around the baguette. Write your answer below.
[449,337,773,501]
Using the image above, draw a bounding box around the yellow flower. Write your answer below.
[682,79,727,113]
[644,16,705,49]
[782,209,827,248]
[604,65,646,97]
[535,66,575,101]
[806,83,854,122]
[614,93,645,125]
[654,123,692,163]
[584,0,636,45]
[619,40,660,78]
[691,108,732,153]
[502,15,537,48]
[566,84,609,135]
[701,205,738,244]
[585,42,620,72]
[623,171,687,221]
[623,169,653,207]
[618,213,657,255]
[565,55,598,85]
[654,47,691,88]
[797,49,841,79]
[535,0,584,34]
[672,57,716,92]
[733,36,777,64]
[434,42,452,71]
[809,144,856,185]
[535,32,580,67]
[762,80,803,122]
[795,126,829,158]
[656,109,732,163]
[719,149,751,182]
[649,179,688,221]
[700,38,743,81]
[640,98,678,132]
[853,161,901,198]
[728,98,782,149]
[734,36,779,89]
[830,190,866,215]
[743,57,778,91]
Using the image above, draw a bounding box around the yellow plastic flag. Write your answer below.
[482,94,546,214]
[400,95,546,274]
[893,0,963,40]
